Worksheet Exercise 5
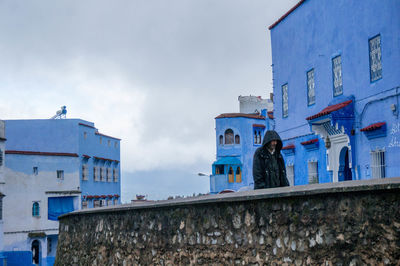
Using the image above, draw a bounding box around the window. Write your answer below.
[235,135,240,144]
[83,132,87,139]
[108,140,111,147]
[307,69,315,105]
[308,162,318,184]
[113,168,119,182]
[82,164,88,181]
[224,129,234,144]
[107,199,113,206]
[282,84,288,117]
[100,199,106,207]
[219,135,223,145]
[369,35,382,82]
[32,202,40,217]
[100,167,105,181]
[236,167,242,183]
[99,137,102,144]
[0,149,3,166]
[93,167,99,181]
[114,142,118,148]
[254,129,263,145]
[82,201,88,209]
[228,167,234,183]
[113,199,118,205]
[286,164,294,186]
[215,165,224,175]
[107,168,112,182]
[371,150,385,178]
[93,200,100,208]
[57,170,64,180]
[332,55,343,96]
[33,167,38,176]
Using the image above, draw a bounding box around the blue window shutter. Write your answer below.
[48,197,74,221]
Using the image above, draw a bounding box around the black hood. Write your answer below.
[261,130,283,152]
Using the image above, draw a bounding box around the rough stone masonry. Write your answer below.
[55,178,400,265]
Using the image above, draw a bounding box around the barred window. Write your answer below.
[113,168,119,182]
[94,167,99,181]
[369,35,382,82]
[332,55,343,96]
[0,149,3,166]
[82,201,88,209]
[93,200,100,208]
[286,164,294,186]
[282,84,289,117]
[82,164,88,181]
[307,69,315,105]
[0,197,3,220]
[107,168,112,182]
[308,162,319,184]
[100,167,105,182]
[371,150,385,178]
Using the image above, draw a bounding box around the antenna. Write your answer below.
[51,106,67,119]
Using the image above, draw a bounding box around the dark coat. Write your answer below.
[253,130,289,189]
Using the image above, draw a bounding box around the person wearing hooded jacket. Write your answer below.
[253,130,289,189]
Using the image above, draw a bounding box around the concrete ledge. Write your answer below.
[60,177,400,218]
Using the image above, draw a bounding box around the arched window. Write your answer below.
[236,167,242,183]
[228,167,234,183]
[235,135,240,144]
[224,129,234,144]
[219,135,223,145]
[258,132,262,144]
[32,202,40,217]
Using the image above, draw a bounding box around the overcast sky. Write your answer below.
[0,0,298,201]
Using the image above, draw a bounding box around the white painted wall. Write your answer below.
[238,95,273,114]
[3,158,80,253]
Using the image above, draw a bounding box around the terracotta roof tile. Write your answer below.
[306,100,352,121]
[360,122,386,132]
[252,124,266,128]
[269,0,306,30]
[282,144,295,150]
[300,138,319,145]
[5,150,79,157]
[215,113,265,120]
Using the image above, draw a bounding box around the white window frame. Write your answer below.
[94,166,99,182]
[82,164,88,181]
[93,200,100,208]
[286,164,294,186]
[308,161,319,184]
[371,149,385,178]
[82,201,88,209]
[307,69,315,105]
[282,84,289,118]
[113,168,119,182]
[107,168,112,182]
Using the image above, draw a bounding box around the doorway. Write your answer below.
[338,147,352,181]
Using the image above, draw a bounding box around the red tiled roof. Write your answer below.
[95,132,121,141]
[306,100,352,121]
[79,123,96,129]
[5,150,79,157]
[82,154,91,158]
[360,122,386,132]
[93,156,119,162]
[301,138,319,145]
[215,113,265,120]
[253,124,266,128]
[267,111,274,119]
[269,0,306,30]
[282,144,295,150]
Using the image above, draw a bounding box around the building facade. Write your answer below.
[0,120,5,265]
[210,97,274,193]
[269,0,400,185]
[2,118,121,265]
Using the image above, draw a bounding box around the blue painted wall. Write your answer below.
[210,114,272,193]
[270,0,400,183]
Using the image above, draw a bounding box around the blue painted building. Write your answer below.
[269,0,400,185]
[0,120,6,266]
[2,116,121,265]
[210,96,274,193]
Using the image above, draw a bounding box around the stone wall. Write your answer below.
[56,178,400,265]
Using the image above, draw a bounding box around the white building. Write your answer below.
[238,95,273,114]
